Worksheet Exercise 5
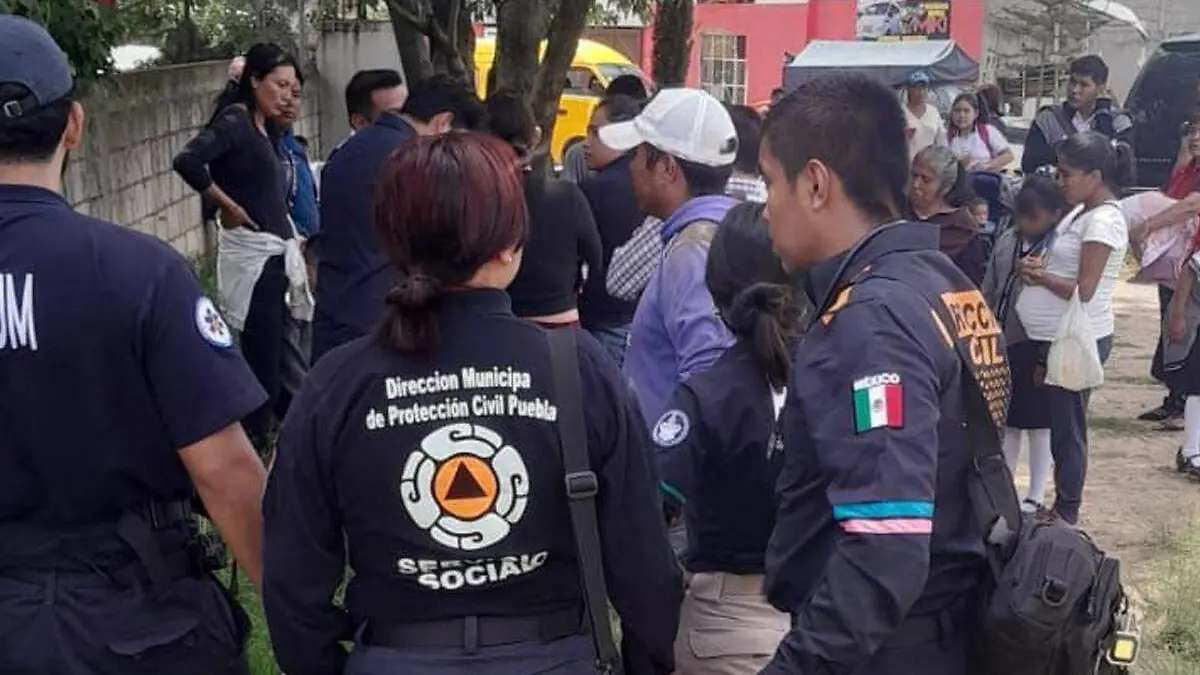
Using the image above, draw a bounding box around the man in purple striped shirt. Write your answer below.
[598,88,739,428]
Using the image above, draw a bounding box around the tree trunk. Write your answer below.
[494,0,548,96]
[388,12,433,81]
[388,0,471,83]
[531,0,589,163]
[431,0,473,85]
[652,0,693,87]
[456,3,478,88]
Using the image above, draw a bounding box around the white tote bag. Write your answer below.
[1044,289,1104,391]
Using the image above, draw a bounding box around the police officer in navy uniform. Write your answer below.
[313,75,487,363]
[756,74,1005,675]
[263,132,682,675]
[0,15,270,675]
[651,202,798,674]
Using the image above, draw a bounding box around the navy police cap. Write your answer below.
[0,14,74,120]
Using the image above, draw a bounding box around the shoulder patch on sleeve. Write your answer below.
[195,297,234,348]
[851,373,904,433]
[652,409,691,447]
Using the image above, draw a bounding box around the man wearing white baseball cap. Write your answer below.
[598,88,740,431]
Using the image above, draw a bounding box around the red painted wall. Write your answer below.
[806,0,856,40]
[638,0,986,102]
[686,3,810,104]
[948,0,985,62]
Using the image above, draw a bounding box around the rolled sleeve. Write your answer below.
[764,296,942,675]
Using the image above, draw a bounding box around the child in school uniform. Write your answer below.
[982,176,1069,512]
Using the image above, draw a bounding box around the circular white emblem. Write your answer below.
[194,297,233,348]
[400,423,530,551]
[652,409,690,448]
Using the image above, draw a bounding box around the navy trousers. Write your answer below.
[344,634,596,675]
[241,255,308,449]
[1046,335,1114,525]
[0,571,247,675]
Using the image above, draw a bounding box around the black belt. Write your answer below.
[0,500,197,596]
[142,500,193,529]
[363,606,586,650]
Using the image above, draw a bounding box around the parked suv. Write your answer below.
[1127,34,1200,189]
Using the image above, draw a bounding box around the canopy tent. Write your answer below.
[1083,0,1149,40]
[783,40,979,91]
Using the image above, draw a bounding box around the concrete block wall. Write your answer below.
[317,21,405,151]
[64,60,322,259]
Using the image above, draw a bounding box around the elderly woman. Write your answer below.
[910,144,988,284]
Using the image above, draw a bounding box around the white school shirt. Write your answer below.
[948,124,1010,171]
[1015,202,1129,341]
[906,103,946,159]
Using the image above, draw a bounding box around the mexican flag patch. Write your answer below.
[852,373,903,433]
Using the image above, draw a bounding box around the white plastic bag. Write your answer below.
[1044,290,1104,391]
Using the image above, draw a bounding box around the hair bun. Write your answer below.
[387,273,442,311]
[726,283,790,335]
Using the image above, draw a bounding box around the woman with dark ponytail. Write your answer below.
[485,89,602,330]
[1013,130,1130,525]
[263,132,684,675]
[173,42,303,451]
[651,201,797,675]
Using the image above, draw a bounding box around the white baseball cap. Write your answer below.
[598,88,738,168]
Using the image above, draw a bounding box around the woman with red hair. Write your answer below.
[261,132,682,675]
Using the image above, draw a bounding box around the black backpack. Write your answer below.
[976,515,1133,675]
[899,270,1141,675]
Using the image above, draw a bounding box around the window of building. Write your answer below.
[699,34,747,104]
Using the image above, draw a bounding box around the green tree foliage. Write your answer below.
[0,0,124,86]
[119,0,299,64]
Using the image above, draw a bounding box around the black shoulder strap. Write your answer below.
[885,273,1024,577]
[546,329,623,675]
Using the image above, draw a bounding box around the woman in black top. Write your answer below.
[651,202,799,675]
[261,132,682,675]
[486,90,602,329]
[173,42,301,449]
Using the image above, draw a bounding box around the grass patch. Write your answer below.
[1137,523,1200,673]
[228,572,279,674]
[219,561,351,674]
[192,252,218,301]
[208,553,277,672]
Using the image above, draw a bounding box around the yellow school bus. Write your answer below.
[474,38,647,165]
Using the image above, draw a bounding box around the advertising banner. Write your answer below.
[856,0,952,42]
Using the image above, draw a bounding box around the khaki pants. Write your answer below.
[673,572,789,675]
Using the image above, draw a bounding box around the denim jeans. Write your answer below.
[1046,335,1113,525]
[589,324,630,370]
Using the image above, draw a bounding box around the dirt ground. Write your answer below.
[1024,279,1200,596]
